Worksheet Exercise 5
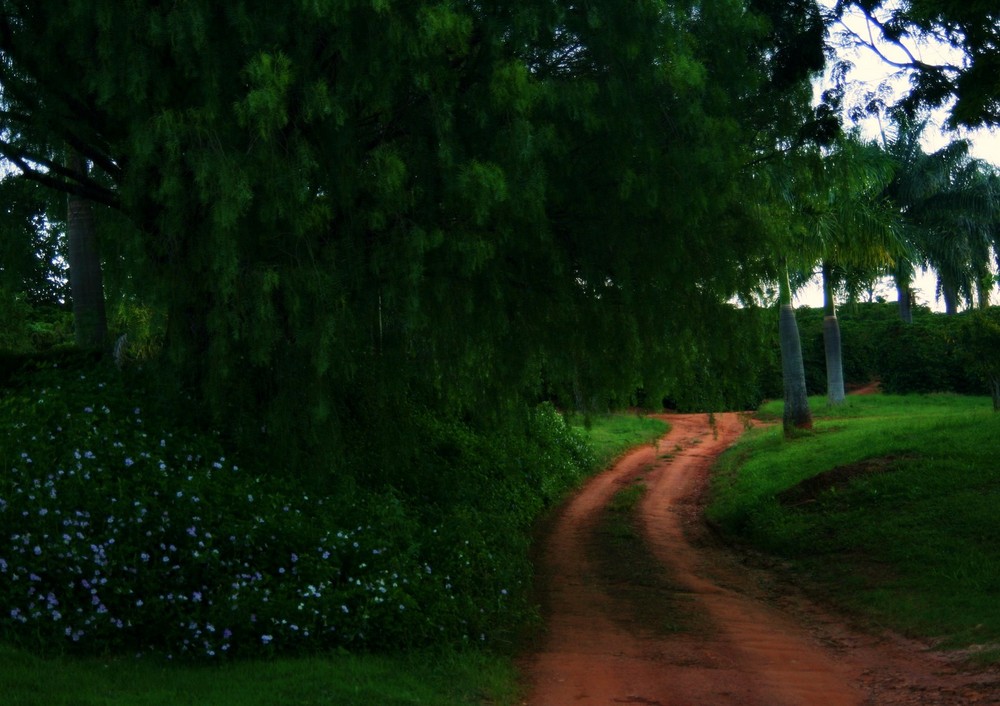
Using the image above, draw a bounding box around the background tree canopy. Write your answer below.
[832,0,1000,128]
[0,0,824,479]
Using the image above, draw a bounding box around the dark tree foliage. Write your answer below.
[0,1,823,479]
[833,0,1000,128]
[0,172,66,305]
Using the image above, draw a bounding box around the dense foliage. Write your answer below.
[23,0,1000,664]
[0,0,826,472]
[794,303,1000,398]
[0,363,593,658]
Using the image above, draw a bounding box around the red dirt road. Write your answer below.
[519,413,1000,705]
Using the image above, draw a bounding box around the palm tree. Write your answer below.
[921,156,1000,313]
[789,137,902,405]
[881,118,1000,318]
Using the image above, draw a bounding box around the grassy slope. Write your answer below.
[1,412,667,706]
[709,394,1000,661]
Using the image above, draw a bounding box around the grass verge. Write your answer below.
[709,393,1000,661]
[572,412,669,468]
[0,645,518,706]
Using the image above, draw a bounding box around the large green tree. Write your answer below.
[0,171,65,305]
[0,0,824,477]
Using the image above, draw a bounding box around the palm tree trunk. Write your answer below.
[896,281,913,323]
[67,150,107,350]
[941,280,959,315]
[779,267,812,435]
[822,262,845,405]
[977,273,993,309]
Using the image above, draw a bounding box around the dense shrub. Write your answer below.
[793,303,994,397]
[0,295,73,356]
[661,305,782,412]
[0,365,593,660]
[792,303,905,394]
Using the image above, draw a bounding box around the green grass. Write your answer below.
[0,646,517,706]
[572,413,669,467]
[710,393,1000,659]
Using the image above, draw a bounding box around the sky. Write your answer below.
[795,1,1000,310]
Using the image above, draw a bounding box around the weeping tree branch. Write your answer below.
[837,4,963,75]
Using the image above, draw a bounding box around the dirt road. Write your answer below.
[519,413,1000,705]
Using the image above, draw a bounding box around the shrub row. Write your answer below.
[655,302,1000,411]
[794,303,1000,397]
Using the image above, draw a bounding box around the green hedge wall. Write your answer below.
[793,303,998,398]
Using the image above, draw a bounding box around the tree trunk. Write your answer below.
[779,268,812,435]
[822,262,845,405]
[896,281,913,323]
[67,151,107,350]
[977,274,993,309]
[823,316,845,405]
[941,281,958,315]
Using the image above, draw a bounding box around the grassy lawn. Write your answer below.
[0,646,518,706]
[1,412,665,706]
[710,393,1000,661]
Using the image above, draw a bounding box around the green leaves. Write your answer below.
[457,160,508,228]
[237,52,294,141]
[0,0,831,488]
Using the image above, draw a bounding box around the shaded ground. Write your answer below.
[519,413,1000,705]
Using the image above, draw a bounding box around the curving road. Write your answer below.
[519,413,1000,705]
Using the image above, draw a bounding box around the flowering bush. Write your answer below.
[0,366,592,660]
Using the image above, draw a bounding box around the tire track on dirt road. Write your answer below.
[520,412,1000,705]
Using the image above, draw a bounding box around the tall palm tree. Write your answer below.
[790,137,902,405]
[922,156,1000,313]
[881,118,1000,317]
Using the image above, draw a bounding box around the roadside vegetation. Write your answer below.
[709,393,1000,663]
[0,360,665,706]
[571,413,669,468]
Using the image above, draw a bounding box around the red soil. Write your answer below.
[519,413,1000,705]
